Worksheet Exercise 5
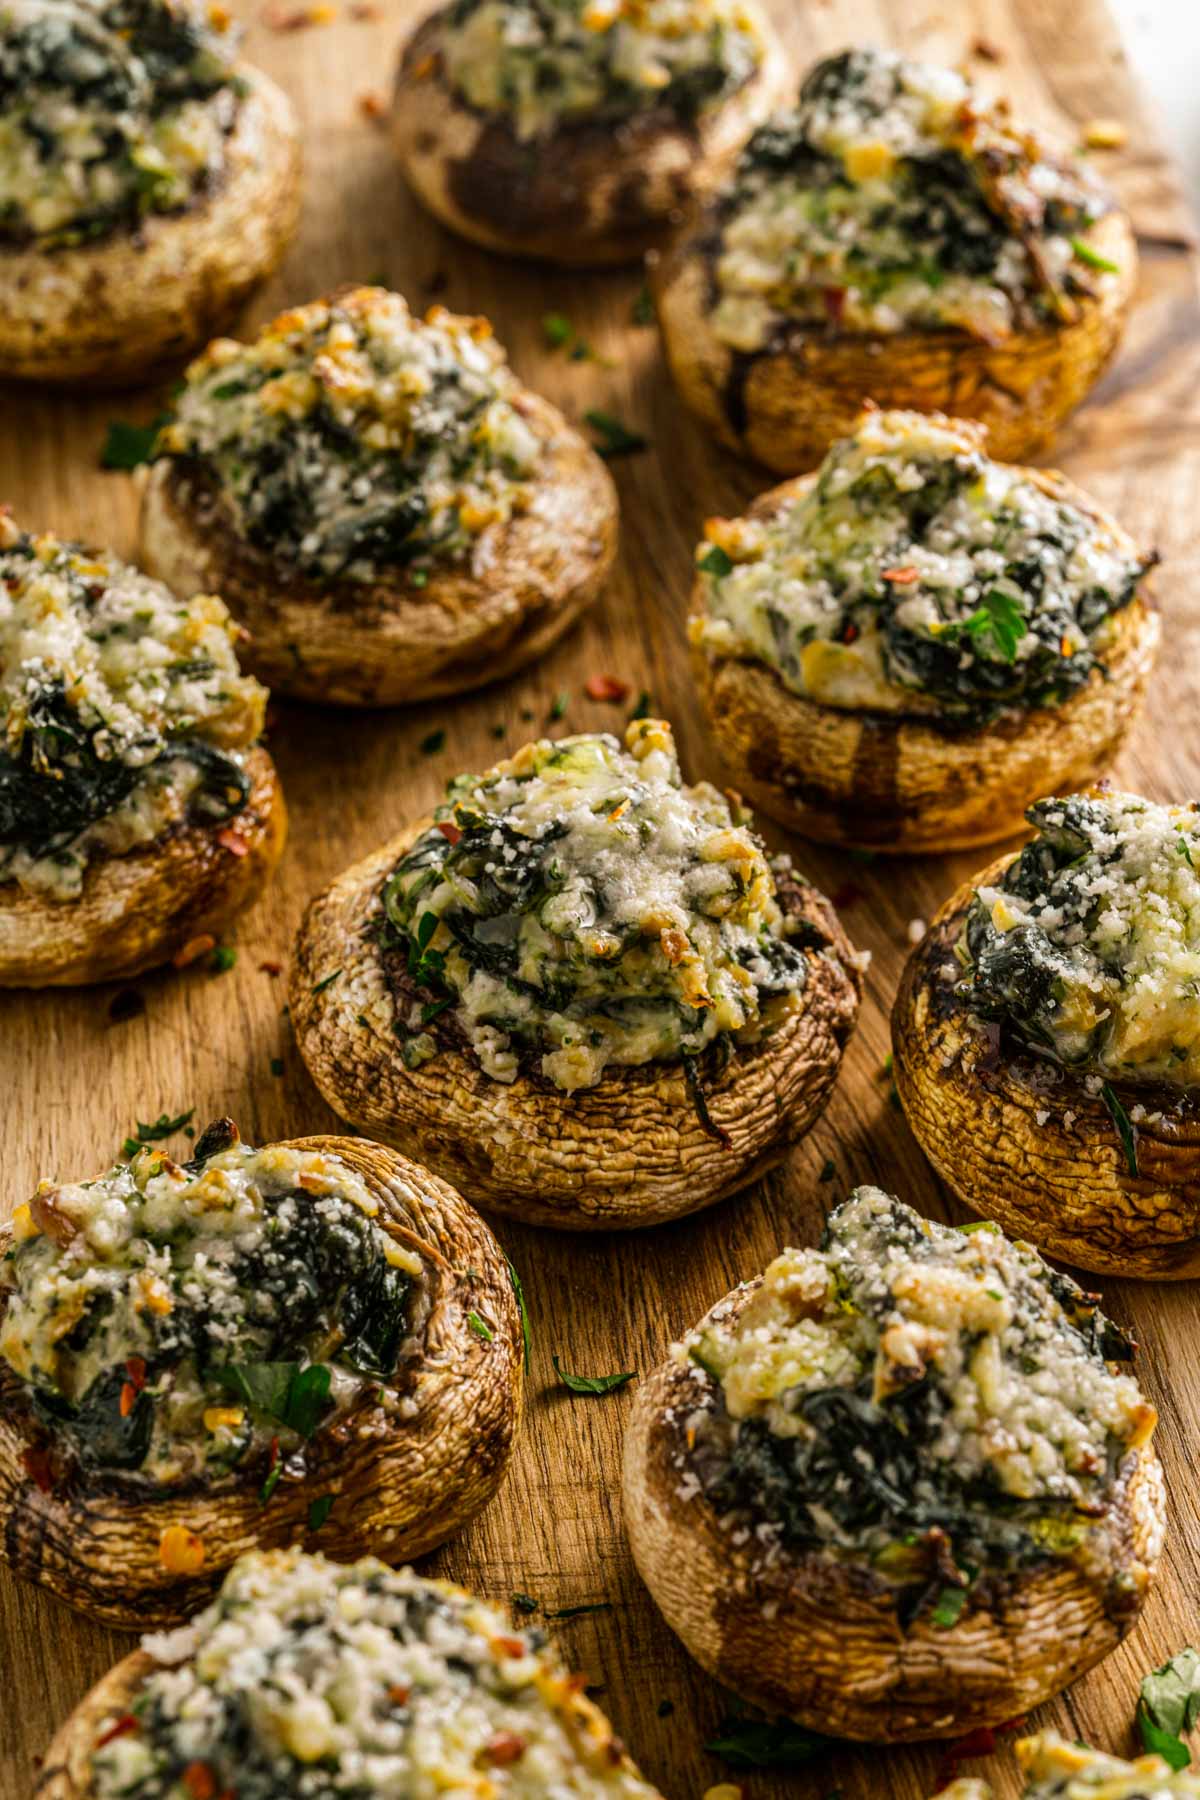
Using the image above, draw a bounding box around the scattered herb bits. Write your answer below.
[552,1355,635,1396]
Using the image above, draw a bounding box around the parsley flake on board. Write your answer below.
[1071,236,1121,274]
[705,1715,831,1769]
[1101,1082,1140,1177]
[511,1592,539,1614]
[543,1601,612,1620]
[552,1355,635,1396]
[420,729,446,755]
[100,416,168,470]
[121,1109,195,1158]
[584,409,649,459]
[931,1583,969,1628]
[1138,1648,1200,1770]
[307,1494,335,1532]
[508,1261,531,1371]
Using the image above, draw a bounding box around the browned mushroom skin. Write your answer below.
[139,390,619,706]
[689,469,1160,853]
[0,70,301,387]
[654,209,1137,473]
[622,1283,1166,1742]
[391,8,791,266]
[288,826,861,1229]
[893,864,1200,1279]
[0,744,286,988]
[34,1611,663,1800]
[0,1135,524,1628]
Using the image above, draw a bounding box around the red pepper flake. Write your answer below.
[494,1635,526,1658]
[125,1357,147,1391]
[182,1764,218,1800]
[840,622,860,644]
[584,674,630,703]
[216,827,250,857]
[358,89,386,119]
[485,1732,527,1766]
[936,1717,1026,1789]
[881,566,920,584]
[173,934,216,969]
[119,1383,137,1418]
[823,286,846,324]
[436,820,462,844]
[258,959,283,977]
[832,883,863,911]
[20,1446,55,1493]
[388,1684,411,1705]
[95,1715,139,1750]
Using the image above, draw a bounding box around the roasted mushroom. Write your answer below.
[138,287,619,705]
[623,1187,1164,1741]
[0,1123,523,1627]
[391,0,790,267]
[689,409,1159,852]
[655,48,1136,472]
[290,717,861,1229]
[37,1549,663,1799]
[894,790,1200,1279]
[1015,1732,1198,1798]
[0,0,300,386]
[0,520,285,987]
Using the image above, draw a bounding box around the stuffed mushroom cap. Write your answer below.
[392,0,791,266]
[0,0,300,385]
[1016,1731,1200,1798]
[0,1123,523,1626]
[0,517,285,985]
[38,1549,664,1800]
[290,716,861,1228]
[894,790,1200,1277]
[654,47,1136,470]
[689,409,1159,851]
[622,1187,1164,1740]
[139,287,618,704]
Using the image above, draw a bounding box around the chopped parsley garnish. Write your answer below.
[420,729,446,755]
[961,589,1026,663]
[209,945,237,973]
[508,1261,531,1371]
[214,1361,334,1439]
[466,1310,494,1342]
[930,1583,969,1628]
[511,1592,539,1613]
[100,417,168,470]
[699,544,734,578]
[584,409,649,459]
[818,1159,836,1183]
[311,969,342,995]
[1101,1083,1139,1178]
[1071,236,1121,274]
[632,285,655,326]
[121,1109,194,1158]
[543,1601,612,1620]
[705,1715,831,1768]
[269,1056,285,1077]
[1138,1649,1200,1770]
[549,691,569,721]
[552,1355,635,1396]
[307,1494,335,1532]
[542,312,573,347]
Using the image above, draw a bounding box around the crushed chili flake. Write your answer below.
[970,35,1003,60]
[485,1732,527,1766]
[215,827,250,857]
[881,566,920,584]
[119,1381,138,1418]
[823,286,846,324]
[173,934,216,969]
[125,1357,148,1389]
[358,89,386,119]
[584,674,630,703]
[387,1684,411,1705]
[95,1715,139,1749]
[258,959,283,976]
[409,50,438,78]
[20,1445,55,1493]
[840,621,860,644]
[494,1635,526,1658]
[436,820,462,844]
[182,1764,218,1800]
[936,1717,1026,1788]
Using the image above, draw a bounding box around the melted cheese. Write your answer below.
[441,0,764,141]
[159,289,542,583]
[92,1551,659,1799]
[1019,1732,1198,1800]
[692,410,1142,720]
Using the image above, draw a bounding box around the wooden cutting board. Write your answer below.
[2,2,1199,1795]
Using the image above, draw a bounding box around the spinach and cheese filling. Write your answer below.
[1018,1732,1200,1800]
[156,289,543,585]
[0,1123,423,1486]
[378,718,813,1094]
[709,48,1114,354]
[92,1551,657,1800]
[963,792,1200,1090]
[0,0,242,247]
[0,522,264,900]
[680,1189,1155,1606]
[439,0,765,143]
[692,411,1149,723]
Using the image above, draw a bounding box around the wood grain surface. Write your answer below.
[2,2,1198,1796]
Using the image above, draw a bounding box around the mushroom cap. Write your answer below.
[139,390,619,705]
[654,210,1137,472]
[893,861,1200,1278]
[622,1284,1166,1742]
[689,467,1160,852]
[288,823,861,1229]
[391,4,792,267]
[35,1589,664,1800]
[0,1134,524,1627]
[0,69,301,387]
[0,744,286,988]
